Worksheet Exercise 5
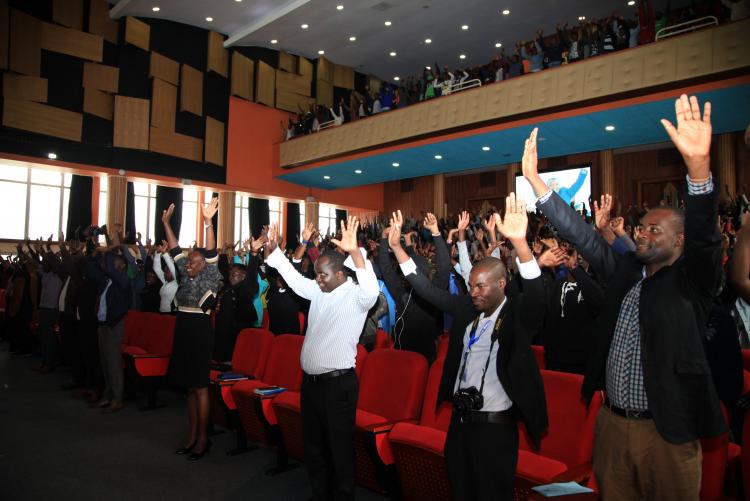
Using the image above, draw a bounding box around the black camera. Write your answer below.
[453,386,484,416]
[76,224,108,241]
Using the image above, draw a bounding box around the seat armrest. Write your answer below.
[210,362,233,371]
[363,419,418,435]
[551,461,592,484]
[130,353,170,359]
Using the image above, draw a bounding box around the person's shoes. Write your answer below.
[175,442,196,455]
[187,440,211,461]
[89,399,110,409]
[102,401,124,414]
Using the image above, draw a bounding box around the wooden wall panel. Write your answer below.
[125,16,150,51]
[9,9,41,76]
[207,31,228,77]
[278,51,297,73]
[149,126,202,162]
[275,90,315,113]
[53,0,83,30]
[712,21,750,72]
[114,95,149,149]
[82,62,119,93]
[298,57,312,78]
[89,0,118,44]
[83,87,113,120]
[2,98,82,141]
[204,116,224,166]
[180,64,203,116]
[151,78,176,130]
[41,22,103,62]
[383,176,434,219]
[230,52,253,100]
[317,57,333,83]
[3,73,47,102]
[255,60,275,107]
[0,1,8,69]
[276,70,310,96]
[332,64,354,89]
[150,51,179,85]
[316,78,333,108]
[367,76,382,94]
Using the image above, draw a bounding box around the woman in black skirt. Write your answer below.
[162,198,222,461]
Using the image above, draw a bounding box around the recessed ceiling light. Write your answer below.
[354,169,362,174]
[48,152,57,159]
[434,154,443,160]
[393,76,400,81]
[482,146,491,151]
[495,42,502,48]
[349,36,356,41]
[152,6,160,12]
[301,23,309,29]
[318,50,325,55]
[605,125,615,131]
[392,162,400,167]
[337,4,344,10]
[384,20,392,26]
[424,38,432,44]
[235,0,242,2]
[270,39,278,44]
[459,54,466,59]
[628,0,635,4]
[502,9,510,15]
[425,65,431,70]
[389,51,397,56]
[578,16,586,21]
[205,16,213,22]
[323,175,331,180]
[461,24,469,30]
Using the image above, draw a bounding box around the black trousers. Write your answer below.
[300,370,358,501]
[444,413,519,501]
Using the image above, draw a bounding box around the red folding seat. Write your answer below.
[272,344,369,463]
[124,313,176,410]
[516,370,602,485]
[261,309,270,330]
[742,410,750,501]
[436,332,450,360]
[121,311,155,356]
[531,345,545,370]
[374,328,392,350]
[231,334,304,473]
[742,349,750,372]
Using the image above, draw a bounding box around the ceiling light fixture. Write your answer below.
[434,155,443,160]
[337,4,344,10]
[349,36,356,41]
[323,175,331,180]
[152,6,160,12]
[578,15,586,21]
[459,54,466,59]
[393,76,400,81]
[461,25,469,30]
[48,152,57,159]
[270,39,278,44]
[482,146,491,151]
[235,0,242,2]
[205,16,213,22]
[424,38,432,44]
[301,23,309,29]
[628,0,635,4]
[354,169,362,174]
[495,42,502,48]
[425,65,431,70]
[318,50,325,55]
[502,9,510,15]
[384,20,392,26]
[605,125,615,131]
[392,162,400,167]
[389,51,397,56]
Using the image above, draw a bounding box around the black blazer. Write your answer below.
[404,261,548,448]
[538,190,725,444]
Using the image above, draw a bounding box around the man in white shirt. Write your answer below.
[264,216,379,501]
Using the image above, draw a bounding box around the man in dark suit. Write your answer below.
[521,94,725,499]
[386,197,547,501]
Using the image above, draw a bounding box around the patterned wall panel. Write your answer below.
[150,51,179,85]
[53,0,83,31]
[180,63,203,116]
[3,98,82,141]
[583,58,614,99]
[676,29,714,80]
[230,52,253,101]
[82,62,119,93]
[125,16,150,51]
[712,21,750,72]
[83,87,113,120]
[114,95,149,149]
[205,116,224,166]
[9,9,41,76]
[149,126,202,162]
[255,59,275,107]
[207,31,228,77]
[151,78,176,130]
[3,73,47,102]
[88,0,118,44]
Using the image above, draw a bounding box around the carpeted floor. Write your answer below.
[0,344,387,501]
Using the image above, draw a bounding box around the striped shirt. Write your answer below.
[266,247,379,375]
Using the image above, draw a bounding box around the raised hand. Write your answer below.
[457,211,470,232]
[330,216,360,254]
[162,203,175,224]
[423,213,439,235]
[521,127,548,197]
[446,228,458,244]
[202,197,219,221]
[301,222,316,242]
[592,194,613,230]
[610,216,626,236]
[135,232,142,244]
[540,237,559,250]
[660,94,712,178]
[388,210,404,250]
[494,193,529,242]
[483,214,497,242]
[266,223,279,256]
[251,235,267,254]
[537,247,566,269]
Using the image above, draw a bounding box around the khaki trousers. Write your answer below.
[593,406,702,501]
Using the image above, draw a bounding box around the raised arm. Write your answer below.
[456,211,473,285]
[592,194,617,245]
[331,216,379,309]
[264,223,320,300]
[153,251,166,284]
[424,212,450,289]
[202,197,218,251]
[161,204,179,251]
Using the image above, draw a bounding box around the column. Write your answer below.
[715,133,736,200]
[106,175,127,231]
[305,196,319,227]
[506,163,519,194]
[217,191,235,248]
[432,173,445,219]
[599,150,615,196]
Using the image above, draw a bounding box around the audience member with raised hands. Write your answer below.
[152,240,178,313]
[592,194,617,245]
[522,94,724,500]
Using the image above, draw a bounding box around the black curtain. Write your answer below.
[286,202,301,249]
[154,186,183,243]
[249,197,269,239]
[65,174,92,240]
[124,182,136,244]
[335,209,347,232]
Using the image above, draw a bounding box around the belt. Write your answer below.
[459,409,515,425]
[304,368,354,382]
[177,306,210,315]
[604,397,652,420]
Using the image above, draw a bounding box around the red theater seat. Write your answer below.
[742,349,750,372]
[374,328,392,350]
[531,345,545,370]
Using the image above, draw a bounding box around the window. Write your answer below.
[180,187,198,247]
[318,205,338,236]
[133,182,157,243]
[98,179,108,228]
[234,195,251,245]
[299,203,306,234]
[268,198,281,228]
[0,163,71,240]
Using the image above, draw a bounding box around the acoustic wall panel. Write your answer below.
[332,64,354,89]
[207,31,228,77]
[151,78,176,130]
[255,59,275,107]
[712,21,750,72]
[82,62,119,93]
[125,16,150,51]
[298,57,312,78]
[53,0,83,30]
[9,9,41,76]
[611,51,644,94]
[276,69,310,96]
[316,56,333,83]
[114,95,149,149]
[89,0,118,44]
[150,51,179,85]
[275,89,315,113]
[149,126,202,162]
[583,58,614,99]
[3,98,82,141]
[41,22,103,62]
[316,78,333,108]
[230,52,253,101]
[83,87,113,120]
[0,0,7,69]
[180,64,203,116]
[278,51,297,73]
[204,116,224,166]
[3,73,48,102]
[675,29,713,80]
